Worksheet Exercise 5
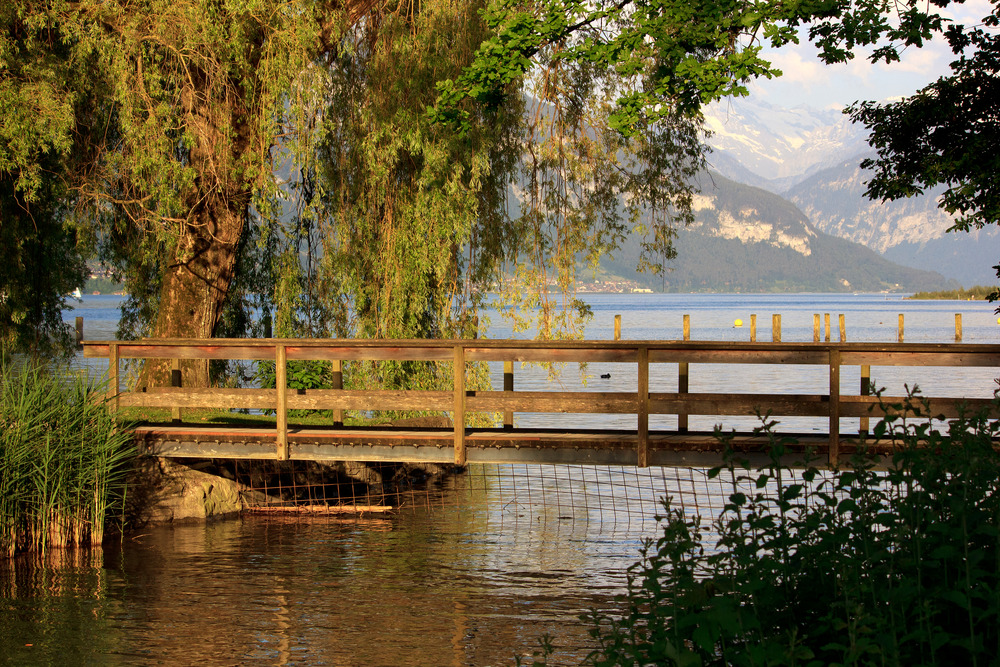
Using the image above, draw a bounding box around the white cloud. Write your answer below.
[942,0,995,24]
[764,47,830,87]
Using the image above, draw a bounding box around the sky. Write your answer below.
[741,0,995,110]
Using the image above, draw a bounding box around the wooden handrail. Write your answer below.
[84,339,1000,468]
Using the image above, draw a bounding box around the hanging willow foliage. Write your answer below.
[3,0,705,398]
[254,0,702,343]
[217,0,704,400]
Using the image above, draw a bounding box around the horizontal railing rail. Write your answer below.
[83,339,1000,467]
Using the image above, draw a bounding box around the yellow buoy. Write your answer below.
[734,318,743,327]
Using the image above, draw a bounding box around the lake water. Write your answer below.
[3,292,992,664]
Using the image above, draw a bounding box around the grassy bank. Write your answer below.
[0,354,135,558]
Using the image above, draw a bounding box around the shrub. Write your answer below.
[527,392,1000,666]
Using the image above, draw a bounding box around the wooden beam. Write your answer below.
[465,347,637,363]
[467,391,637,413]
[829,348,840,467]
[503,360,514,429]
[637,346,649,468]
[454,345,466,465]
[108,343,119,412]
[276,344,288,461]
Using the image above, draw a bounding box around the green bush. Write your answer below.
[0,353,136,557]
[526,392,1000,666]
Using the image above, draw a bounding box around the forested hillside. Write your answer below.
[598,173,957,292]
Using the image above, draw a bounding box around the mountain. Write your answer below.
[703,100,869,193]
[784,155,1000,287]
[599,172,957,293]
[703,98,998,287]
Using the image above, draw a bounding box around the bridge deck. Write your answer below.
[134,423,890,469]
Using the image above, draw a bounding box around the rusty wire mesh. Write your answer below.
[236,461,735,537]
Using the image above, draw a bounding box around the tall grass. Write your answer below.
[0,353,135,558]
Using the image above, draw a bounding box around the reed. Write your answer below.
[0,352,135,558]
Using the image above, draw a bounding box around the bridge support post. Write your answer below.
[503,360,513,430]
[829,348,840,467]
[108,343,119,412]
[331,359,343,427]
[678,316,689,433]
[637,346,649,468]
[276,344,289,461]
[860,364,871,436]
[454,345,466,465]
[171,359,182,423]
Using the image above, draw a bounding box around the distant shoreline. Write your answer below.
[906,285,998,301]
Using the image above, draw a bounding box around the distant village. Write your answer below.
[576,279,652,294]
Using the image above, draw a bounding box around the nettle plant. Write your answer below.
[522,389,1000,667]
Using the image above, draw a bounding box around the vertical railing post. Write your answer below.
[503,359,514,430]
[898,314,905,342]
[955,313,963,342]
[614,314,621,341]
[276,343,289,461]
[813,314,820,342]
[679,315,689,433]
[75,316,84,349]
[772,314,781,342]
[750,314,757,342]
[637,346,649,468]
[454,344,466,465]
[839,314,846,342]
[860,363,871,436]
[829,348,841,467]
[331,359,343,427]
[171,358,182,424]
[108,343,119,412]
[824,313,831,342]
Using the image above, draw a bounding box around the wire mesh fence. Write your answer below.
[236,461,736,538]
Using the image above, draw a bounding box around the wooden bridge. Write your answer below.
[82,339,1000,468]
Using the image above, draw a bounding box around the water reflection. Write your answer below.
[1,509,633,665]
[26,292,994,664]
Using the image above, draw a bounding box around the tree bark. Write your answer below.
[138,85,250,389]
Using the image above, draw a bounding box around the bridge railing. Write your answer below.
[82,339,1000,466]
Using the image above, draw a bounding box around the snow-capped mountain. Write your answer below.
[600,171,954,293]
[703,99,870,192]
[702,98,997,287]
[785,156,1000,286]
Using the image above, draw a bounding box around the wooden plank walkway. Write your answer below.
[132,423,899,469]
[83,338,1000,468]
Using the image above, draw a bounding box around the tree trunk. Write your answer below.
[138,86,250,390]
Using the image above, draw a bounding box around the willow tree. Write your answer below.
[2,0,380,381]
